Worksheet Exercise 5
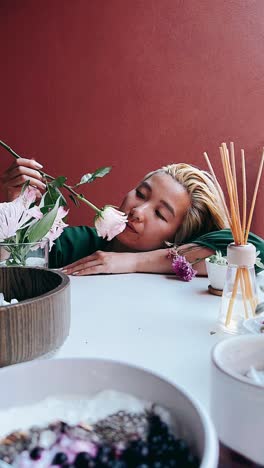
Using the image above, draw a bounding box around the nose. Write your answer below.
[129,206,145,222]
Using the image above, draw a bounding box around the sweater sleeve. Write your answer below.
[192,229,264,274]
[48,226,108,268]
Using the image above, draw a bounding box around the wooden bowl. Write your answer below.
[0,267,70,367]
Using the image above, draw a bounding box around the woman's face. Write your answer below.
[117,172,191,251]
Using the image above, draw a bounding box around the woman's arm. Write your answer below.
[135,244,214,276]
[61,244,214,276]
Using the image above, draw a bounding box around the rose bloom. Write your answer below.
[95,206,128,241]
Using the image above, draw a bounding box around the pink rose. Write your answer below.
[95,206,127,241]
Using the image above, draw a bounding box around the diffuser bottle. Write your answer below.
[218,243,258,335]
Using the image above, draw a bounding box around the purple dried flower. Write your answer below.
[172,255,197,282]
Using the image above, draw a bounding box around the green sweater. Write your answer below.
[49,226,264,273]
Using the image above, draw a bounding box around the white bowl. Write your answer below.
[205,258,228,290]
[211,336,264,465]
[0,358,218,468]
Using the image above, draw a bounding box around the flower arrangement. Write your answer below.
[0,140,127,266]
[0,185,68,266]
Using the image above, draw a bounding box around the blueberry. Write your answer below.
[87,461,96,468]
[110,462,127,468]
[30,447,43,460]
[148,414,169,437]
[174,439,188,452]
[96,445,114,464]
[60,421,68,433]
[186,453,200,467]
[166,461,177,467]
[148,434,163,446]
[52,452,68,465]
[123,440,149,464]
[74,451,92,467]
[174,438,189,460]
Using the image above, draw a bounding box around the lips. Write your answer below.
[126,222,138,234]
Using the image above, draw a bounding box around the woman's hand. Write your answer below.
[0,158,46,201]
[61,250,139,276]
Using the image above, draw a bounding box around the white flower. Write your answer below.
[0,199,33,242]
[20,186,38,208]
[95,206,127,241]
[44,206,69,250]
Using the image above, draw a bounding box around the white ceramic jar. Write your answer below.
[211,335,264,465]
[205,258,228,290]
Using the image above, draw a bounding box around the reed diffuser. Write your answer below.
[204,142,264,334]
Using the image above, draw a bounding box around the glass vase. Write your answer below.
[218,243,258,335]
[0,240,49,268]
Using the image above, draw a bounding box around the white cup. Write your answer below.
[211,335,264,465]
[205,258,228,290]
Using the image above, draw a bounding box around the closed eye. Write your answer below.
[136,189,145,199]
[155,210,167,222]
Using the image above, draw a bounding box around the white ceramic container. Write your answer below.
[211,335,264,465]
[205,258,228,290]
[0,358,218,468]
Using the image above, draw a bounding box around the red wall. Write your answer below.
[0,0,263,237]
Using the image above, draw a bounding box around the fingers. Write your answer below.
[62,258,102,275]
[62,253,99,271]
[72,264,106,276]
[5,158,43,173]
[61,252,107,276]
[7,173,46,191]
[1,158,46,200]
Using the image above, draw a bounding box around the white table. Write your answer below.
[56,273,264,413]
[56,274,224,411]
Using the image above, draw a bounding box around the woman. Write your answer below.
[1,157,264,276]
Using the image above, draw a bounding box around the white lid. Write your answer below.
[227,243,256,267]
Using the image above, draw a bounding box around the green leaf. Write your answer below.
[45,183,67,207]
[69,194,80,207]
[79,173,93,184]
[74,166,112,187]
[92,166,112,178]
[20,180,30,194]
[256,257,264,269]
[26,197,60,243]
[40,204,58,215]
[208,250,227,265]
[49,176,67,188]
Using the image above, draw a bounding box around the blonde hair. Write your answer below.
[144,163,228,244]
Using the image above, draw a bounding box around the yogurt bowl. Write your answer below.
[0,358,218,467]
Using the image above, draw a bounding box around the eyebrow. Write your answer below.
[139,181,175,217]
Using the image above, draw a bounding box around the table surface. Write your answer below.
[56,274,221,409]
[55,273,264,467]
